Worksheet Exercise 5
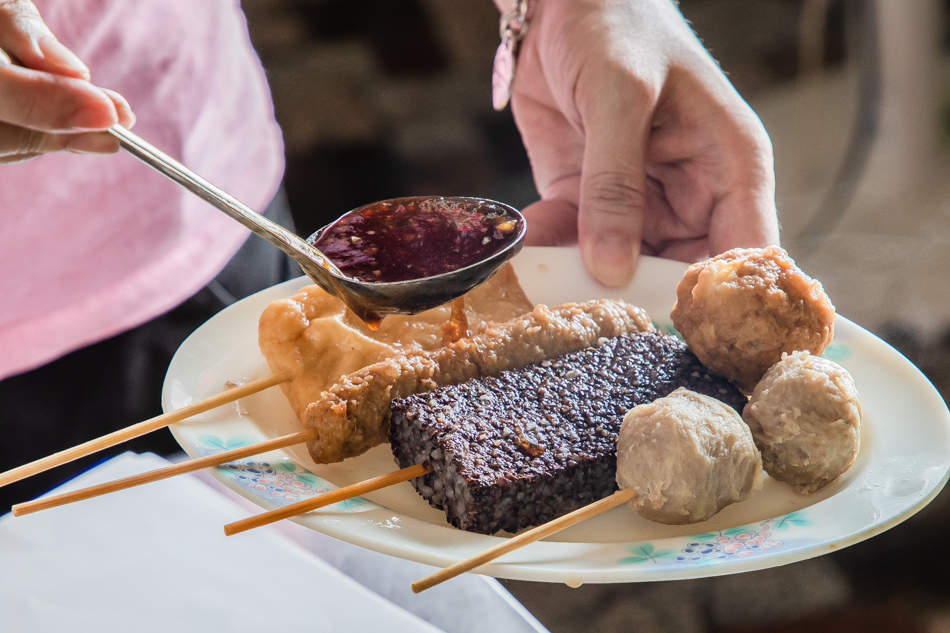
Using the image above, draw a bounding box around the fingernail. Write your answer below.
[68,104,116,131]
[38,35,90,79]
[589,235,636,287]
[107,91,137,128]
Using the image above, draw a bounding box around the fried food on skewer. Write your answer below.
[259,263,533,423]
[2,266,531,509]
[304,299,656,464]
[224,329,746,537]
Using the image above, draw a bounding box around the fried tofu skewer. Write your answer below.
[10,300,653,514]
[0,370,293,489]
[221,301,659,534]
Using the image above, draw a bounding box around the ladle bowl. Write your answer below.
[108,126,526,324]
[307,195,526,324]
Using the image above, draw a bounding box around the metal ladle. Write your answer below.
[108,125,526,325]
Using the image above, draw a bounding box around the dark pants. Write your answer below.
[0,190,298,514]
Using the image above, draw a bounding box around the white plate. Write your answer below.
[164,246,950,584]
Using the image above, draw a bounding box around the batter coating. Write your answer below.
[671,246,835,393]
[743,351,862,494]
[305,300,655,463]
[258,263,532,423]
[616,388,763,525]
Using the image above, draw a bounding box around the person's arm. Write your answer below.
[0,0,134,164]
[497,0,779,286]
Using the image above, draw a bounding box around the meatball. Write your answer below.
[743,351,861,494]
[616,388,763,525]
[671,246,836,393]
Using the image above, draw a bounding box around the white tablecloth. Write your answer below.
[0,452,549,633]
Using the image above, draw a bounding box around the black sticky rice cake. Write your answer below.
[389,330,747,534]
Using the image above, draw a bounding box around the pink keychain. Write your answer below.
[492,0,530,111]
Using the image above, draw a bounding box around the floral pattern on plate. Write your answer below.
[196,434,374,512]
[821,342,853,363]
[619,511,810,567]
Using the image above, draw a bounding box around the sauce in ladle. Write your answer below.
[310,197,524,283]
[307,196,525,329]
[105,126,525,330]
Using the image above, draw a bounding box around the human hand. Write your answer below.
[505,0,779,286]
[0,0,135,164]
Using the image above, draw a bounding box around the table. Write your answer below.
[0,452,549,633]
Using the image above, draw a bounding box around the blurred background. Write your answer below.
[243,0,950,351]
[249,0,950,631]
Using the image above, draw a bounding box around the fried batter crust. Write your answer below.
[258,264,532,423]
[305,300,655,463]
[671,246,835,393]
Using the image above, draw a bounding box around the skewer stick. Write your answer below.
[411,487,636,593]
[11,427,316,516]
[0,370,293,489]
[224,462,433,536]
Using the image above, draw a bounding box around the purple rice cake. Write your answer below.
[389,330,747,534]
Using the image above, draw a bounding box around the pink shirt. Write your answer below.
[0,0,285,380]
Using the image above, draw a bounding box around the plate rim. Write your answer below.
[164,247,950,584]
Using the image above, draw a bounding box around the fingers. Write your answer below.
[0,0,135,163]
[575,65,658,287]
[0,67,131,162]
[0,0,89,78]
[101,87,136,129]
[669,89,779,253]
[712,111,780,250]
[0,64,118,131]
[0,0,136,163]
[709,177,780,254]
[0,68,133,163]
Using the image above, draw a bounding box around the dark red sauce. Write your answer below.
[309,197,523,283]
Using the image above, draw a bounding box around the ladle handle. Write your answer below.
[107,125,342,278]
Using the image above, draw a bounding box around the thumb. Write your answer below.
[577,75,654,287]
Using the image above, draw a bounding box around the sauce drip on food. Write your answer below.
[309,197,523,284]
[440,297,470,344]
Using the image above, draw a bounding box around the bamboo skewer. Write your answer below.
[0,370,293,489]
[11,427,316,516]
[411,487,636,593]
[224,462,434,536]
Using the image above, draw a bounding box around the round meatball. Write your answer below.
[616,388,763,525]
[743,351,862,494]
[671,246,836,393]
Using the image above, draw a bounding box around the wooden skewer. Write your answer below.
[11,427,317,516]
[411,487,636,593]
[224,462,434,536]
[0,369,293,489]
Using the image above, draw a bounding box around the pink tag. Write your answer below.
[492,36,515,111]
